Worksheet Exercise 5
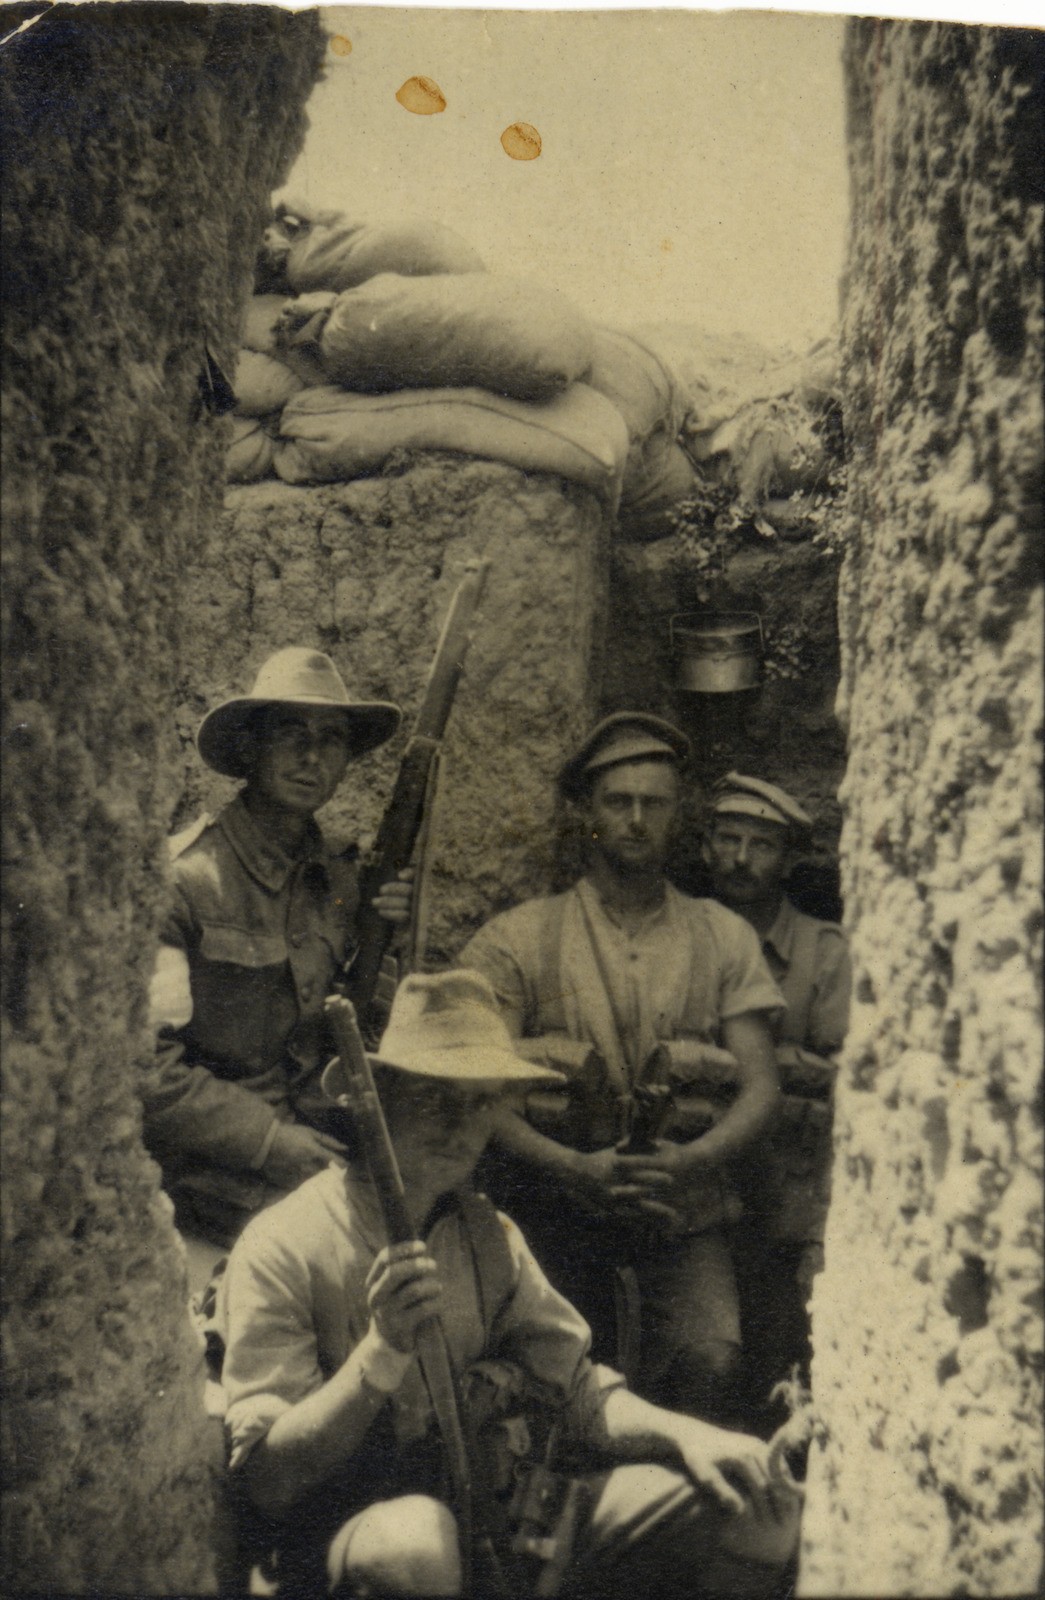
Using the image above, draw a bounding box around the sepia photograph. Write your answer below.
[1,2,1041,1596]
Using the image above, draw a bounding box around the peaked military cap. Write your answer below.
[197,647,401,779]
[558,711,691,801]
[711,772,812,834]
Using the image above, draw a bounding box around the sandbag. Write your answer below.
[240,294,291,355]
[617,431,696,542]
[586,326,681,444]
[226,417,276,484]
[287,218,485,294]
[274,383,628,505]
[233,350,304,417]
[240,295,328,389]
[312,273,595,402]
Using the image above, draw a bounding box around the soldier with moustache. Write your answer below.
[703,773,852,1394]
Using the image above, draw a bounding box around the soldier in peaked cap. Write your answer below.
[217,970,799,1598]
[141,648,414,1257]
[704,773,851,1407]
[704,773,850,1078]
[461,714,785,1421]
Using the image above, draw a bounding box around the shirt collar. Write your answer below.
[218,793,328,893]
[578,873,673,932]
[762,895,797,967]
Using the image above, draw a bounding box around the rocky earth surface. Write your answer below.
[1,10,324,1592]
[799,22,1043,1597]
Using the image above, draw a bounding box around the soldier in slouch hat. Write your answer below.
[217,970,799,1598]
[141,648,412,1249]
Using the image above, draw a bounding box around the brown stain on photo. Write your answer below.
[501,123,541,161]
[396,76,447,116]
[329,35,352,58]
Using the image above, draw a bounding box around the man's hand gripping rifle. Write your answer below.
[323,996,476,1592]
[340,558,490,1039]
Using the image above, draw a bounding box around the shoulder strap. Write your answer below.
[458,1191,515,1339]
[168,812,212,860]
[533,892,570,1034]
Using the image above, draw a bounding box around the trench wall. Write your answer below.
[800,22,1043,1596]
[0,7,325,1591]
[178,467,608,964]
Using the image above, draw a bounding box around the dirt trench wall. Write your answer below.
[1,7,324,1592]
[178,465,608,962]
[800,23,1043,1596]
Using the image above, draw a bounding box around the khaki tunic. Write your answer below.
[141,795,360,1177]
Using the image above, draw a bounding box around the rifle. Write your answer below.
[323,996,475,1593]
[341,558,490,1037]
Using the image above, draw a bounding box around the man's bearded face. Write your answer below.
[705,816,789,906]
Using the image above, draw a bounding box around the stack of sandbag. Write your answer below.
[228,204,493,485]
[226,203,630,507]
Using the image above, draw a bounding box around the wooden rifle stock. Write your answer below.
[323,995,475,1591]
[343,558,490,1035]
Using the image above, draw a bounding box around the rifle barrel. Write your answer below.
[413,558,490,740]
[340,558,490,1031]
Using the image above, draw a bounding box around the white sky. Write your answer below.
[281,9,851,351]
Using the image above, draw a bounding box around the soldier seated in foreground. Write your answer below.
[140,648,412,1253]
[217,971,801,1598]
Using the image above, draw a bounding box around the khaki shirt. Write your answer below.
[761,897,851,1059]
[141,796,360,1174]
[219,1166,622,1471]
[461,877,784,1095]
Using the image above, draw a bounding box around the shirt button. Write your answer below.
[300,981,314,1002]
[290,933,303,948]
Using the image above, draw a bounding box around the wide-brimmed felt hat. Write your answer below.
[710,772,812,836]
[197,648,401,779]
[322,971,565,1101]
[558,711,691,801]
